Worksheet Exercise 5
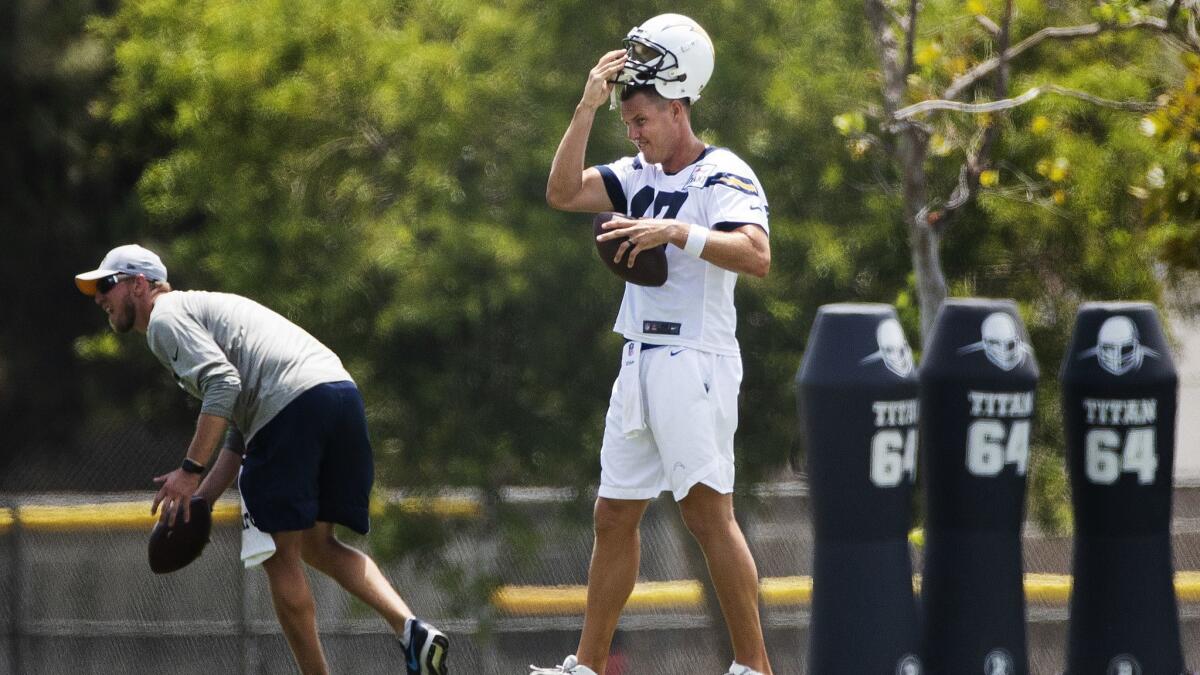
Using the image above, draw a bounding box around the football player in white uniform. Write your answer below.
[537,14,773,675]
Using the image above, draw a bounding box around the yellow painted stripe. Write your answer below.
[493,573,1200,614]
[493,580,704,615]
[0,495,478,533]
[1025,573,1072,603]
[384,496,481,518]
[4,502,243,532]
[1178,570,1200,602]
[760,575,812,605]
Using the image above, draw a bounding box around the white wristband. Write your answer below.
[683,224,708,258]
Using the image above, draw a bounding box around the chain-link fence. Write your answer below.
[3,477,1200,674]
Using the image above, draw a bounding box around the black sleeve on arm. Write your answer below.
[222,427,246,457]
[595,165,627,214]
[713,221,769,235]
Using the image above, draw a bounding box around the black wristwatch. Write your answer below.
[180,457,206,475]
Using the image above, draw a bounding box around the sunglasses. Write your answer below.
[96,273,132,294]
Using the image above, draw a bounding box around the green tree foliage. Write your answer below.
[10,1,1191,525]
[1142,54,1200,272]
[848,0,1198,531]
[82,0,899,493]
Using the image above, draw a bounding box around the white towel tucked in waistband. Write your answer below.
[239,468,276,568]
[618,341,646,436]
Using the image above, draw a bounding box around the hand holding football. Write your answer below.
[593,212,668,287]
[148,495,213,574]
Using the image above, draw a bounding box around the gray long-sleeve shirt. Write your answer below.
[146,291,353,441]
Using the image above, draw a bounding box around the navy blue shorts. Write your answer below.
[240,381,373,535]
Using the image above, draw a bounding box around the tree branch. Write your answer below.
[929,0,1013,233]
[1042,84,1165,111]
[975,14,1001,37]
[920,164,971,233]
[895,84,1163,119]
[943,17,1174,100]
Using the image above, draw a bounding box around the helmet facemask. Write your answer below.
[611,36,682,108]
[622,36,683,84]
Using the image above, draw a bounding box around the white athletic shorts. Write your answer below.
[598,341,743,502]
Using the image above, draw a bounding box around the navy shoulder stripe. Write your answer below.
[595,165,627,214]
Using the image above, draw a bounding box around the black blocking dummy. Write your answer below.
[795,303,922,674]
[919,299,1037,674]
[1062,302,1184,675]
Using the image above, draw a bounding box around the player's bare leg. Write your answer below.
[574,497,650,673]
[678,484,773,675]
[264,531,329,675]
[300,521,414,635]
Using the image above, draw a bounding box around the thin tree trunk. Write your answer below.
[899,132,947,343]
[865,0,948,342]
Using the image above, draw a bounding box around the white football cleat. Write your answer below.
[530,655,598,675]
[725,663,765,675]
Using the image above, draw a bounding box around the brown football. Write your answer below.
[147,496,213,574]
[593,212,668,287]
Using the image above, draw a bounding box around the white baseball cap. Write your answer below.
[75,244,169,296]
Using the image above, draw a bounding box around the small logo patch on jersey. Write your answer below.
[686,163,718,189]
[643,321,681,336]
[704,171,760,196]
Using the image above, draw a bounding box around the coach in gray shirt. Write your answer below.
[76,244,448,675]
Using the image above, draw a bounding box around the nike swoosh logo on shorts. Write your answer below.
[670,349,686,356]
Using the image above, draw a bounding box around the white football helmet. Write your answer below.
[615,13,715,104]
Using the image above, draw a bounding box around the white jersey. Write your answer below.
[596,146,769,356]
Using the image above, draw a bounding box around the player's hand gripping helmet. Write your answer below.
[613,13,715,106]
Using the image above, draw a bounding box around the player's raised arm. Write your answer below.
[546,49,627,213]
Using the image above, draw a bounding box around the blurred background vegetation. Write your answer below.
[4,0,1199,539]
